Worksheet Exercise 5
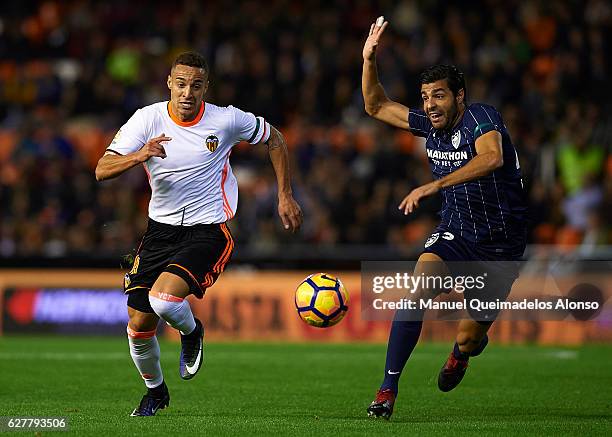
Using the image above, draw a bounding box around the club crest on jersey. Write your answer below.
[424,231,454,248]
[451,130,461,149]
[205,135,219,152]
[425,233,440,248]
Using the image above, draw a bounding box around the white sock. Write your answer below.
[127,326,163,389]
[149,291,196,335]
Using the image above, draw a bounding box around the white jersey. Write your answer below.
[106,101,271,225]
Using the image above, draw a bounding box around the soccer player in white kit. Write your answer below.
[95,51,303,416]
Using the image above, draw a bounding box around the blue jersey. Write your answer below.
[408,103,527,245]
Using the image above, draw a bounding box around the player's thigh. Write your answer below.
[163,223,234,299]
[391,252,447,321]
[150,272,190,299]
[413,252,450,298]
[417,252,443,264]
[124,220,179,296]
[464,260,520,322]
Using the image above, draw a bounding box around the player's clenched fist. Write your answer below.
[137,133,171,162]
[363,16,388,61]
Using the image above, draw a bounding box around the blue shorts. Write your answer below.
[422,227,525,262]
[421,227,525,322]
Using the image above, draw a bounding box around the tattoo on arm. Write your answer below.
[266,127,283,150]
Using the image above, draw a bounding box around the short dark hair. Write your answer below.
[420,65,466,100]
[172,51,209,74]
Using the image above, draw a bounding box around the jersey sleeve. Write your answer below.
[464,104,503,141]
[230,105,271,145]
[106,109,148,155]
[408,109,433,137]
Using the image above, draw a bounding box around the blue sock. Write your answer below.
[469,334,489,357]
[380,314,423,394]
[453,342,470,360]
[453,334,489,360]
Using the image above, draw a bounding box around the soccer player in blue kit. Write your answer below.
[362,18,528,419]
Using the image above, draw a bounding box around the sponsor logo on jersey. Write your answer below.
[441,231,454,241]
[129,255,140,275]
[424,231,455,248]
[426,149,468,161]
[205,135,219,152]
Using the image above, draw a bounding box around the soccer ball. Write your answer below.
[295,273,349,328]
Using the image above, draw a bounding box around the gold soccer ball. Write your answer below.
[295,273,349,328]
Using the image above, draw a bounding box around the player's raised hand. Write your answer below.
[138,133,171,162]
[278,194,303,233]
[398,182,440,215]
[363,16,388,61]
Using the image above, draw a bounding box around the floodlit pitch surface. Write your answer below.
[0,337,610,435]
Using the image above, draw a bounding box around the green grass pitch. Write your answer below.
[0,336,610,436]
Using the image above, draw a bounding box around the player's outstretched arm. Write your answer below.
[265,126,303,232]
[398,131,503,214]
[95,134,170,181]
[362,17,409,129]
[435,131,504,188]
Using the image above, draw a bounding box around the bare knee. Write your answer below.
[128,307,159,332]
[414,252,448,297]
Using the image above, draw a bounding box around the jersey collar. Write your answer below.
[167,101,205,127]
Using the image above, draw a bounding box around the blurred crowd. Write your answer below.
[0,0,611,259]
